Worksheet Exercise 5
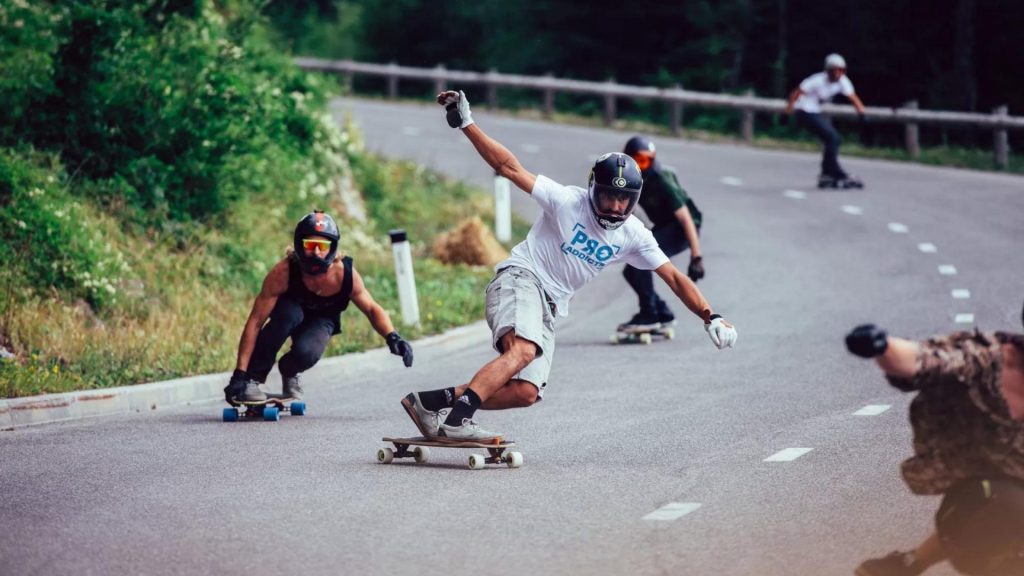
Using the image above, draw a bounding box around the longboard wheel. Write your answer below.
[263,406,280,421]
[663,328,675,340]
[639,333,653,345]
[291,401,306,416]
[468,453,486,470]
[413,446,430,463]
[222,408,239,422]
[377,447,394,464]
[609,334,620,344]
[506,451,524,469]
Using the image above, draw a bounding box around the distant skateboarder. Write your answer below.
[400,90,738,443]
[784,53,868,189]
[224,210,414,403]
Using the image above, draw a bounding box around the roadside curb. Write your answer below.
[0,321,488,431]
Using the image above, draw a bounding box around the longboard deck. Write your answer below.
[379,436,523,469]
[382,436,515,449]
[228,393,297,408]
[611,326,675,345]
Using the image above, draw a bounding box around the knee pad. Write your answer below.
[936,478,1024,575]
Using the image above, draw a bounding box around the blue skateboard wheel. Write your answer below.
[263,406,280,421]
[223,407,239,422]
[291,402,305,416]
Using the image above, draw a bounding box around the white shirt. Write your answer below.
[497,175,669,317]
[794,72,855,114]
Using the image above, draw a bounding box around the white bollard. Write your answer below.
[389,229,420,327]
[493,173,511,243]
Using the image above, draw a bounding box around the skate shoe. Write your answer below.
[438,418,503,443]
[401,392,441,437]
[839,175,864,189]
[240,380,267,402]
[617,311,661,333]
[655,302,676,327]
[282,374,304,400]
[854,551,920,576]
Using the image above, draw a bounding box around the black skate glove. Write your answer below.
[687,257,705,282]
[845,324,889,358]
[225,369,248,402]
[386,332,414,368]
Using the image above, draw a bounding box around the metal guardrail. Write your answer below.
[296,57,1020,169]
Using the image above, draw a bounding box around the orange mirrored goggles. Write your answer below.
[631,153,653,171]
[301,238,333,252]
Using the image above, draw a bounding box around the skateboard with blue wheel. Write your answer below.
[223,393,306,422]
[377,436,523,470]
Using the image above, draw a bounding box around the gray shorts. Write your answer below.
[485,266,556,396]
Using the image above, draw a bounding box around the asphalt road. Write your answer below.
[2,97,1022,576]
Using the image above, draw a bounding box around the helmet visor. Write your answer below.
[630,152,653,171]
[301,237,333,253]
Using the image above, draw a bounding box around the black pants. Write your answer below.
[936,477,1024,576]
[796,110,846,178]
[246,295,337,383]
[622,222,691,315]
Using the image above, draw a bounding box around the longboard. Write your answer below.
[223,393,306,422]
[611,325,675,345]
[378,436,523,470]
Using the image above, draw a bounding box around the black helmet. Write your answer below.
[293,210,340,275]
[587,152,643,231]
[623,136,657,172]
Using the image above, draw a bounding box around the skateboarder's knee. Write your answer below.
[501,334,538,368]
[508,380,540,407]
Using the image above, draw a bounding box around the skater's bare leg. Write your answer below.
[478,380,539,409]
[461,331,537,402]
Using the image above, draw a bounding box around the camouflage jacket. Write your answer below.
[887,330,1024,495]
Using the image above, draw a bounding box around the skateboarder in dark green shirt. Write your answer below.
[618,136,705,332]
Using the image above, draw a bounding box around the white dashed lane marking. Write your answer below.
[952,289,971,299]
[887,222,909,233]
[854,405,892,416]
[955,313,976,324]
[764,448,813,462]
[642,502,702,522]
[783,189,807,199]
[841,205,863,215]
[938,265,958,275]
[918,243,938,253]
[720,176,744,186]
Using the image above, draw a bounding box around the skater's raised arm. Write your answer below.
[235,259,289,372]
[349,267,414,367]
[437,90,537,194]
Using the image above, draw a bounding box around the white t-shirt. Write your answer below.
[794,72,855,114]
[497,175,669,317]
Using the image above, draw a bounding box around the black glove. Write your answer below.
[224,369,248,402]
[845,324,889,358]
[687,256,705,282]
[386,332,414,368]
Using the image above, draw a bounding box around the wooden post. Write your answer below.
[433,64,446,95]
[486,69,498,110]
[993,105,1009,170]
[741,89,755,144]
[543,73,555,119]
[604,78,616,126]
[387,62,398,100]
[670,83,684,136]
[903,100,920,159]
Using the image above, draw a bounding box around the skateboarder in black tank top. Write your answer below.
[223,211,414,403]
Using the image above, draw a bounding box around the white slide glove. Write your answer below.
[705,315,737,349]
[439,89,474,129]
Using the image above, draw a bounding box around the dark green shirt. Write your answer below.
[637,163,701,229]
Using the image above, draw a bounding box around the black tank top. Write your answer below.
[286,255,354,316]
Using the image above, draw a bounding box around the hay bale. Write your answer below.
[432,217,509,267]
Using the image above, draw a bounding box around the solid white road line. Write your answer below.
[955,313,976,324]
[764,448,813,462]
[841,205,863,215]
[887,223,909,233]
[720,176,744,186]
[918,243,938,253]
[853,405,892,416]
[952,289,971,299]
[642,502,703,522]
[783,189,807,199]
[938,265,958,275]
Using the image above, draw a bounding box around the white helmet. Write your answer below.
[825,53,847,70]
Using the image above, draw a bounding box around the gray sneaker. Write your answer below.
[438,418,503,443]
[282,374,304,400]
[401,393,440,437]
[240,380,267,402]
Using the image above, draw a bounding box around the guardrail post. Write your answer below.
[433,64,446,95]
[543,73,555,119]
[604,78,617,126]
[993,105,1009,170]
[903,100,920,159]
[341,71,353,95]
[486,69,498,110]
[670,83,684,136]
[741,89,755,144]
[387,62,399,100]
[389,229,420,327]
[493,173,512,243]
